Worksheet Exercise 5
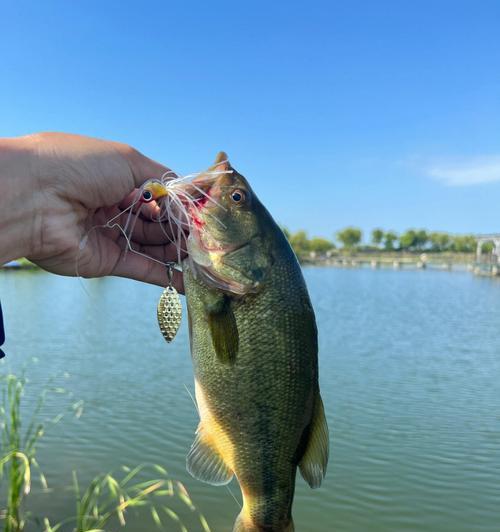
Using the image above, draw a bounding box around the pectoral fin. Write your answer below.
[186,428,234,486]
[207,300,239,364]
[299,393,329,489]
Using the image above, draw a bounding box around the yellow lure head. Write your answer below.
[141,180,169,203]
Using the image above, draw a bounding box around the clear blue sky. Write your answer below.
[1,1,499,241]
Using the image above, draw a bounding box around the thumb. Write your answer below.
[111,250,185,293]
[123,147,177,188]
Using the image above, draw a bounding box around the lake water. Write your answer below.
[0,267,499,531]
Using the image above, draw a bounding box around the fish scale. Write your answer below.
[183,155,328,532]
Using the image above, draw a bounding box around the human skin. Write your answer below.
[0,132,184,291]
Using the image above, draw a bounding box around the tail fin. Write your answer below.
[232,511,294,531]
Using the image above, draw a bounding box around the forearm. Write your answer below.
[0,136,38,265]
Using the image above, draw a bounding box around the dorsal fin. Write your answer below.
[214,151,229,164]
[211,151,230,173]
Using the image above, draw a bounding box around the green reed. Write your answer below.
[43,465,211,532]
[0,371,210,532]
[0,373,48,531]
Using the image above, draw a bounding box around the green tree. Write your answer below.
[398,229,428,251]
[288,230,310,257]
[399,229,416,250]
[383,231,398,250]
[371,228,384,247]
[414,229,428,250]
[451,235,476,253]
[481,241,494,254]
[309,237,335,254]
[336,227,362,249]
[429,232,451,252]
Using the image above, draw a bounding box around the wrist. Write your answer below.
[0,135,40,265]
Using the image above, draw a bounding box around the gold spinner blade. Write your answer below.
[157,285,182,342]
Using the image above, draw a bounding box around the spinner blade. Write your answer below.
[157,286,182,342]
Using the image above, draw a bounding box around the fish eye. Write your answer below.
[231,189,245,204]
[142,190,153,202]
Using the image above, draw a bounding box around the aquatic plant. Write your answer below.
[0,371,73,531]
[43,465,211,532]
[0,372,210,531]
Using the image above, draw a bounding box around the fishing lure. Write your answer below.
[78,163,231,344]
[157,262,182,342]
[137,167,231,344]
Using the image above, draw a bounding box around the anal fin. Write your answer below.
[186,428,234,486]
[299,393,329,489]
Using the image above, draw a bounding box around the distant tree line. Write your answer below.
[282,229,336,256]
[283,227,491,258]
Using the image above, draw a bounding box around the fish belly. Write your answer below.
[188,261,318,531]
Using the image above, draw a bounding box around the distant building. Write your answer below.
[476,235,500,264]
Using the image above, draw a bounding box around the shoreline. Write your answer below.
[2,255,499,277]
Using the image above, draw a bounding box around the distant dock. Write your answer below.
[472,263,500,277]
[304,252,500,277]
[316,255,466,272]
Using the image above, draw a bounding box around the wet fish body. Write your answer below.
[184,155,328,531]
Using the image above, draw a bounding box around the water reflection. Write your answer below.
[0,268,499,531]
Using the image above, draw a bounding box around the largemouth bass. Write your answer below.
[183,153,329,532]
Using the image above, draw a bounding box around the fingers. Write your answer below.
[113,233,187,289]
[107,196,189,246]
[115,234,187,263]
[118,190,142,210]
[89,206,187,291]
[105,208,180,245]
[111,249,185,292]
[118,190,161,217]
[122,146,177,188]
[77,226,185,291]
[131,217,182,246]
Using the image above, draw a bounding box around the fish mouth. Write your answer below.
[183,177,235,253]
[178,175,218,230]
[189,196,209,231]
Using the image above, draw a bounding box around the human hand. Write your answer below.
[0,132,184,290]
